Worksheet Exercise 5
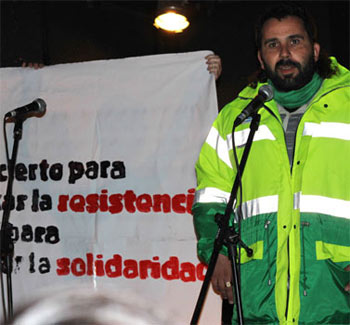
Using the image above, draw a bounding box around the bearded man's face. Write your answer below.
[257,16,320,91]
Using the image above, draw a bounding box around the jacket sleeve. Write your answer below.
[192,202,229,264]
[192,108,237,265]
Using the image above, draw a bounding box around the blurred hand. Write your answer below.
[205,54,222,80]
[212,253,234,304]
[21,61,44,69]
[345,265,350,292]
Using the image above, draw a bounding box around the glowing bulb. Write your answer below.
[154,11,189,33]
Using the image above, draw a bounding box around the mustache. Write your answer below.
[275,59,301,69]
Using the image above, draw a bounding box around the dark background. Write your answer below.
[1,0,349,109]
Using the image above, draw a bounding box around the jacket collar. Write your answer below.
[236,57,349,120]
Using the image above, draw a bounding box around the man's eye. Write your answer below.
[268,42,278,48]
[291,38,300,45]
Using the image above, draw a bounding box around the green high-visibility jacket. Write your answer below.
[193,57,350,324]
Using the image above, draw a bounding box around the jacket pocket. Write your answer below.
[239,240,264,263]
[315,241,350,263]
[316,241,350,290]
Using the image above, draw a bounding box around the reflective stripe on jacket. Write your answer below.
[193,57,350,324]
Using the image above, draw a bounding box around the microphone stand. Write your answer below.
[191,113,261,325]
[0,117,25,322]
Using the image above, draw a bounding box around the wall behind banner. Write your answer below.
[1,0,349,109]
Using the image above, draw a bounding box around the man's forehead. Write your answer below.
[261,16,307,40]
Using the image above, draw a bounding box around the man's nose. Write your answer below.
[280,42,291,58]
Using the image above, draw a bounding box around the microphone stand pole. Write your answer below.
[1,118,25,322]
[191,113,261,325]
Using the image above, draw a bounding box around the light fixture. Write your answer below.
[154,3,190,33]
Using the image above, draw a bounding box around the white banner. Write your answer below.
[0,51,221,323]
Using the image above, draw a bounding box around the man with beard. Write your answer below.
[192,2,349,324]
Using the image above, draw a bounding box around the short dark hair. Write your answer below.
[249,2,337,87]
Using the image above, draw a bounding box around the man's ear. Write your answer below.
[257,51,265,70]
[313,43,320,62]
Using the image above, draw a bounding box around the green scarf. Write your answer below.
[268,73,323,109]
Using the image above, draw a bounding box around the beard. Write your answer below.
[263,54,316,92]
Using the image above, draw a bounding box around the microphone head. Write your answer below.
[259,85,274,102]
[35,98,47,115]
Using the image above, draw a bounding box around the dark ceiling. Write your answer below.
[1,0,349,108]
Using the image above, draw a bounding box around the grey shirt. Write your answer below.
[278,103,307,168]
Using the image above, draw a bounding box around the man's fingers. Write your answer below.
[212,279,234,303]
[205,54,222,80]
[205,54,218,60]
[207,62,220,70]
[211,277,220,294]
[344,265,350,292]
[211,254,234,302]
[222,280,234,304]
[345,283,350,292]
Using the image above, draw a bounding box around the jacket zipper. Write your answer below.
[301,221,310,296]
[264,220,272,286]
[285,237,290,318]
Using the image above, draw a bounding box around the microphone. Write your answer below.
[234,85,273,127]
[5,98,46,120]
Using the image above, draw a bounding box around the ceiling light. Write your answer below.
[154,6,190,33]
